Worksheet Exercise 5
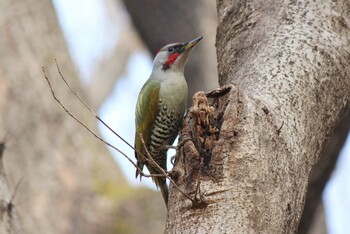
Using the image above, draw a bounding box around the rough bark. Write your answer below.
[166,0,350,233]
[0,0,166,233]
[122,0,219,105]
[305,203,327,234]
[0,0,123,233]
[0,142,23,234]
[299,109,350,234]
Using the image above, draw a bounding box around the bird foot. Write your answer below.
[177,135,193,148]
[170,154,177,165]
[170,136,193,165]
[161,145,177,150]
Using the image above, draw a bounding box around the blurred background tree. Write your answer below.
[0,0,349,233]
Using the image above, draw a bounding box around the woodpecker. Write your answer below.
[134,36,203,205]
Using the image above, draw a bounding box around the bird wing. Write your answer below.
[134,78,160,178]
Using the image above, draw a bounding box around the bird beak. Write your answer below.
[183,36,203,52]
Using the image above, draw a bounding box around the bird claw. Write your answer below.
[177,135,192,146]
[160,145,176,151]
[170,154,177,165]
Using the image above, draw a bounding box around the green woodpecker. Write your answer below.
[134,36,203,205]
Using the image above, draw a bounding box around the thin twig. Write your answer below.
[194,159,202,201]
[54,60,157,171]
[10,177,23,202]
[43,63,194,203]
[7,177,23,212]
[42,66,160,179]
[140,133,194,202]
[277,121,284,135]
[191,149,207,208]
[54,59,134,151]
[139,133,167,173]
[170,135,192,165]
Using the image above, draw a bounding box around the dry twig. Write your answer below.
[42,63,194,201]
[54,59,134,150]
[139,134,194,202]
[42,65,148,177]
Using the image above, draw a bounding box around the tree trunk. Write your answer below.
[0,142,23,234]
[305,203,327,234]
[0,1,169,234]
[0,0,125,233]
[166,0,350,233]
[299,108,350,234]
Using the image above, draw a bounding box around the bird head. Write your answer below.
[152,36,203,73]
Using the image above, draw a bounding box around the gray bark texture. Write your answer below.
[299,108,350,234]
[166,0,350,233]
[306,203,327,234]
[0,0,124,233]
[0,0,166,233]
[0,143,23,234]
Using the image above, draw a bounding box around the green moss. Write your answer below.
[111,220,137,234]
[92,164,132,201]
[91,163,166,234]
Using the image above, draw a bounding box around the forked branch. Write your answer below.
[42,65,147,178]
[42,63,194,203]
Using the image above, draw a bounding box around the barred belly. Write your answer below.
[149,103,181,171]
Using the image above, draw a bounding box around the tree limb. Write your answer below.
[298,109,350,234]
[0,142,23,234]
[166,0,350,233]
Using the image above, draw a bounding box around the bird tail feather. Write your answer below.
[154,177,168,206]
[135,159,144,179]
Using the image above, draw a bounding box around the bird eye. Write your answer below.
[168,47,174,52]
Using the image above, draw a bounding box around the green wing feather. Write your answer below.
[134,78,160,178]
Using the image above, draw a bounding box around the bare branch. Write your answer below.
[42,65,154,179]
[53,61,168,178]
[10,177,23,204]
[54,60,135,151]
[43,64,197,203]
[139,133,194,202]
